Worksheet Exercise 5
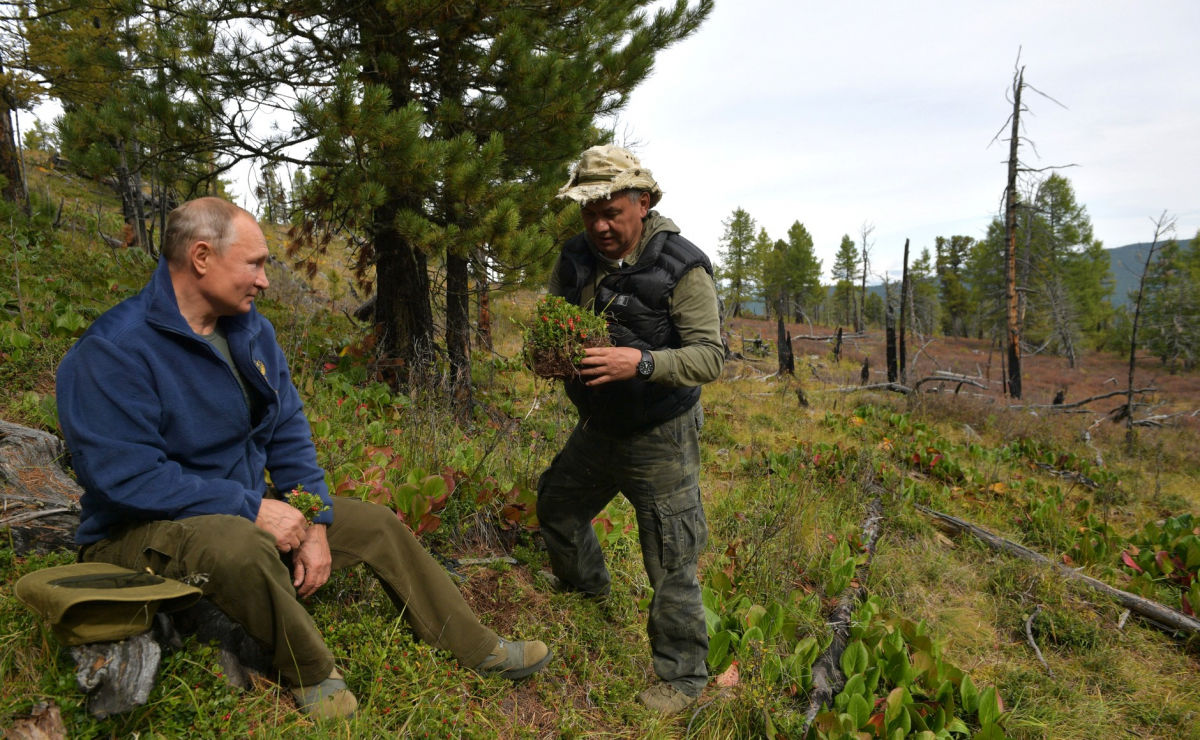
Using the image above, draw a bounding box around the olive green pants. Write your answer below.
[80,496,497,686]
[537,402,709,696]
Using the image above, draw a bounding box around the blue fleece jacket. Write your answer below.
[57,258,334,545]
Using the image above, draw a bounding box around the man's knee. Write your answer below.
[176,515,280,576]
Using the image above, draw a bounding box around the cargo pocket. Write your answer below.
[657,488,708,571]
[140,522,189,580]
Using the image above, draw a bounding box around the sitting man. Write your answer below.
[56,196,550,721]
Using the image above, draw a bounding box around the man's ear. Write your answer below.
[637,191,652,218]
[188,240,214,275]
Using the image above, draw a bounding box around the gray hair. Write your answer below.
[163,197,252,267]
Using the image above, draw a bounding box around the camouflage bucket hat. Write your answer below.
[15,562,202,646]
[557,145,663,207]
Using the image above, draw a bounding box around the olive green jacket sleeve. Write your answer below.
[649,266,724,387]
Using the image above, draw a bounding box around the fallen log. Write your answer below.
[916,504,1200,636]
[1,419,82,554]
[1010,387,1157,412]
[792,332,867,342]
[801,496,884,733]
[912,373,988,393]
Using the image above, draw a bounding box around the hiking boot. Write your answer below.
[472,638,552,680]
[538,570,610,599]
[291,668,358,721]
[638,682,699,714]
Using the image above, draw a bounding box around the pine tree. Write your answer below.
[201,0,715,395]
[907,248,940,336]
[23,0,223,252]
[782,221,823,324]
[935,235,974,337]
[716,207,757,317]
[1141,231,1200,369]
[831,234,858,327]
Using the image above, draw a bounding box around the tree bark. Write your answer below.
[0,58,27,208]
[373,200,435,387]
[885,305,897,383]
[446,250,474,421]
[1125,215,1172,445]
[899,238,909,383]
[1004,66,1025,399]
[776,316,794,376]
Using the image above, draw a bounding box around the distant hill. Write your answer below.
[1106,242,1163,307]
[747,242,1182,317]
[858,241,1180,309]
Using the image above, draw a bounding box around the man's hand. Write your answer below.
[255,498,308,553]
[292,524,332,598]
[578,346,642,386]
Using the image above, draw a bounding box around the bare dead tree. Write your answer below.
[1002,64,1025,399]
[899,238,910,384]
[992,53,1074,399]
[857,221,873,333]
[1124,212,1176,446]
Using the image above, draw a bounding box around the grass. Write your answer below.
[2,160,1200,737]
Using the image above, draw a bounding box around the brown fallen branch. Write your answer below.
[1032,462,1099,490]
[792,332,867,342]
[1010,388,1157,412]
[830,381,913,394]
[1024,605,1054,677]
[830,375,987,395]
[0,506,75,527]
[917,504,1200,636]
[912,373,989,393]
[801,496,884,734]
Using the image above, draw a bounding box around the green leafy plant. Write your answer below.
[285,484,330,523]
[1119,513,1200,614]
[812,597,1010,739]
[521,294,609,379]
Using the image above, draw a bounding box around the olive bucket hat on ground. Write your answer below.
[15,562,203,646]
[556,145,662,207]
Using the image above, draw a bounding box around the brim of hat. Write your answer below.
[557,183,662,207]
[15,563,203,637]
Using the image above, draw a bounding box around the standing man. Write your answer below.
[56,197,550,722]
[537,146,724,714]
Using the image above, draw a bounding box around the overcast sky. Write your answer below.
[609,0,1200,282]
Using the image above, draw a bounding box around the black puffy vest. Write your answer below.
[555,229,713,434]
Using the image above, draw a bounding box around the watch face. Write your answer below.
[637,357,653,378]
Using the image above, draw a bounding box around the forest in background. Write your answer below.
[2,3,1200,736]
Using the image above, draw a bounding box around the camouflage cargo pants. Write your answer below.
[537,402,709,696]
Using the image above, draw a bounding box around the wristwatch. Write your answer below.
[636,350,655,379]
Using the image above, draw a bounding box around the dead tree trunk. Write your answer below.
[1124,214,1173,446]
[776,316,794,375]
[1004,65,1025,400]
[886,304,897,383]
[898,239,910,384]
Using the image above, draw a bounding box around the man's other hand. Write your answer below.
[255,498,308,553]
[578,346,641,386]
[293,523,332,598]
